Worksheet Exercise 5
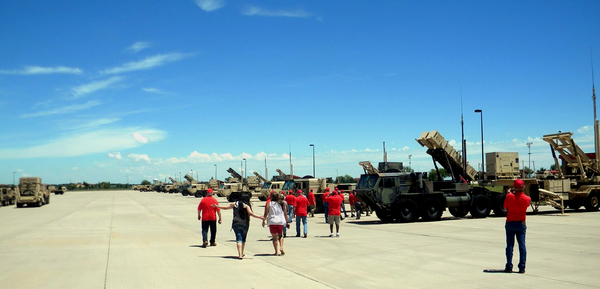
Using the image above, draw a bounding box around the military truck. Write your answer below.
[16,177,50,208]
[49,186,67,195]
[254,171,285,201]
[217,168,258,202]
[355,131,509,223]
[280,177,335,213]
[1,187,16,206]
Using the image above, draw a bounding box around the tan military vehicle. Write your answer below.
[254,171,284,201]
[16,177,50,207]
[48,186,67,195]
[1,187,16,206]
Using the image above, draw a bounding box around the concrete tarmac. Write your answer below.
[0,190,598,289]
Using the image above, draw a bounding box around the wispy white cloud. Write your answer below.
[242,6,311,18]
[0,128,166,159]
[71,76,124,98]
[108,152,123,160]
[101,53,189,75]
[127,153,151,163]
[132,132,148,144]
[142,87,167,94]
[195,0,225,12]
[127,41,151,53]
[19,100,101,118]
[0,66,82,75]
[70,118,121,130]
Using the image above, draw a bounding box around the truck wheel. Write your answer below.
[394,198,419,222]
[420,198,443,221]
[376,209,394,223]
[449,207,468,218]
[470,194,491,218]
[17,203,24,208]
[584,193,600,211]
[182,191,188,196]
[492,194,507,217]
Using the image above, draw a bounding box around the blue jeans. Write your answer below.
[324,203,329,222]
[232,224,248,243]
[505,221,527,271]
[296,216,307,236]
[287,205,294,223]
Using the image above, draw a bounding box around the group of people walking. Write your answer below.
[196,187,355,258]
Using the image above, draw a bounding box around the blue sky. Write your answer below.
[1,0,599,185]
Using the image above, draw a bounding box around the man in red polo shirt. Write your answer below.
[197,188,222,247]
[294,190,309,238]
[307,189,316,217]
[503,179,531,273]
[325,190,343,237]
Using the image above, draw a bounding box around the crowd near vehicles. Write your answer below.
[16,177,50,208]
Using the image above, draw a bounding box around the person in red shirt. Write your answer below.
[325,190,344,237]
[294,190,309,238]
[285,190,296,223]
[307,189,316,217]
[197,188,222,247]
[349,191,358,218]
[503,179,531,273]
[323,188,331,222]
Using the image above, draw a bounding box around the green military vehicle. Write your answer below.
[16,177,50,208]
[1,187,16,206]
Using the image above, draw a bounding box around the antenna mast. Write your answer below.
[461,86,467,172]
[591,48,599,172]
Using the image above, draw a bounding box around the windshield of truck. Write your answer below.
[356,175,379,189]
[282,181,295,190]
[261,182,271,189]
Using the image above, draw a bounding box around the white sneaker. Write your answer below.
[329,233,334,237]
[335,233,340,237]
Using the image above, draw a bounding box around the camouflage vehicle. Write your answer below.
[218,168,251,202]
[1,187,16,206]
[281,177,335,213]
[49,186,67,195]
[16,177,50,208]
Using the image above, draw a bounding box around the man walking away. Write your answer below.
[325,190,343,237]
[308,189,316,217]
[197,189,222,247]
[503,179,531,273]
[294,190,309,238]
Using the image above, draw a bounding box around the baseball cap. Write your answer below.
[207,188,213,194]
[513,179,525,189]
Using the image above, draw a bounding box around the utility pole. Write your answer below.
[527,142,533,177]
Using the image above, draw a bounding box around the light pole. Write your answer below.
[13,171,16,186]
[475,109,485,180]
[310,144,315,177]
[243,158,247,179]
[214,164,217,180]
[527,142,533,177]
[408,155,412,171]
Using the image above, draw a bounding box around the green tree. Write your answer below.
[336,174,355,183]
[141,180,151,185]
[428,168,449,181]
[550,164,557,171]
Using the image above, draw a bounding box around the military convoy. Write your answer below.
[16,177,50,208]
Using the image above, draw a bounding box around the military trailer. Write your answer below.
[1,187,16,206]
[16,177,50,208]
